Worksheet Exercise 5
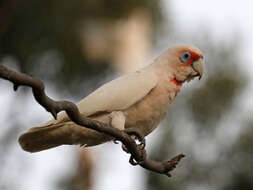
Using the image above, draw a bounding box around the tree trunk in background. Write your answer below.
[112,9,151,73]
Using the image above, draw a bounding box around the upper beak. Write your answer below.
[191,58,203,80]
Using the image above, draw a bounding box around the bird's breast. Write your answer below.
[124,82,180,136]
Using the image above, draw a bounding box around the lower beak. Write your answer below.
[191,59,203,80]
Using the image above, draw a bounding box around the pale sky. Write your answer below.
[170,0,253,63]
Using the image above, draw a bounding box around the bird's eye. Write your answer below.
[179,51,191,63]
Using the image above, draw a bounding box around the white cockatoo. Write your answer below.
[19,44,204,152]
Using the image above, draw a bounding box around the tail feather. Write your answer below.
[18,122,112,152]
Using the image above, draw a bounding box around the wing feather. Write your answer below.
[53,70,157,124]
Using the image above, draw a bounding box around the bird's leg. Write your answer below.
[109,112,145,154]
[109,111,126,145]
[109,111,126,130]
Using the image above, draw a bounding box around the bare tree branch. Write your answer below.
[0,64,184,177]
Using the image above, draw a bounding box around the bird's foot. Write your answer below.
[129,150,147,165]
[123,128,146,150]
[113,128,147,165]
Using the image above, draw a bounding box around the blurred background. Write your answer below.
[0,0,253,190]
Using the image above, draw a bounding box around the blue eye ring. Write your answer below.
[179,51,191,63]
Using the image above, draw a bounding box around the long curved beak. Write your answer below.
[191,58,203,80]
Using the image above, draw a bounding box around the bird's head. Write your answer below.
[161,44,204,85]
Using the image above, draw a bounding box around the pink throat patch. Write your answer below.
[170,78,182,86]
